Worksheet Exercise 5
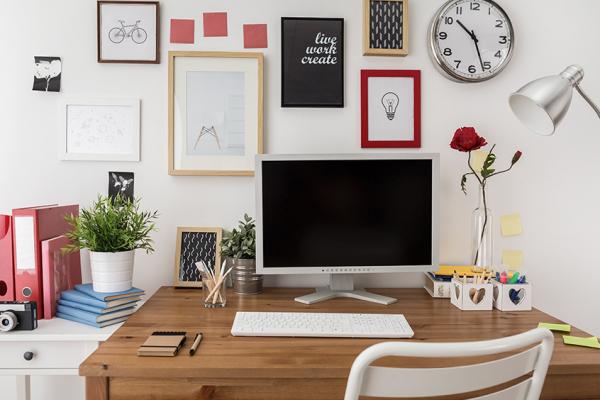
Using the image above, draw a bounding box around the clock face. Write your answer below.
[428,0,514,83]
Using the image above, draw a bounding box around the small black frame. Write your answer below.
[281,17,344,108]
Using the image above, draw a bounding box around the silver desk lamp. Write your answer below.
[509,65,600,135]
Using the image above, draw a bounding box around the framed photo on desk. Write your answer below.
[173,227,223,287]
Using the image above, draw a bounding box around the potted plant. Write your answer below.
[63,194,158,293]
[219,213,263,295]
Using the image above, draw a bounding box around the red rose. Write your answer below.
[450,127,488,152]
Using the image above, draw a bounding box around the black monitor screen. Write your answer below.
[260,158,433,269]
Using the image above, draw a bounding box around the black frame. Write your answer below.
[281,17,344,108]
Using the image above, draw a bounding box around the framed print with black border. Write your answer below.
[281,17,344,108]
[361,69,421,148]
[97,1,160,63]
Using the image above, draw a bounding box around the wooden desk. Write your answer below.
[80,287,600,400]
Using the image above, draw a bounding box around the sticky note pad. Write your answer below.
[563,336,600,349]
[244,24,268,48]
[500,213,523,236]
[502,250,523,271]
[471,150,489,172]
[204,12,228,37]
[170,19,195,44]
[538,323,571,332]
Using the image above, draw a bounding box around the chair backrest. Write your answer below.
[344,327,554,400]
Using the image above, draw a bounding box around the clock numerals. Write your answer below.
[499,36,507,44]
[470,2,480,11]
[444,48,452,56]
[495,20,503,28]
[494,50,502,58]
[483,61,491,70]
[445,16,454,25]
[456,6,463,15]
[439,32,447,40]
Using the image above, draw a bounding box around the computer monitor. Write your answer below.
[255,153,440,305]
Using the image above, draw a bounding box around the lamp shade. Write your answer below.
[509,65,584,136]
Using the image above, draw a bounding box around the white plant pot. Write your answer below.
[90,250,135,293]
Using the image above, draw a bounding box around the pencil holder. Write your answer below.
[200,270,226,308]
[491,280,532,311]
[450,278,493,311]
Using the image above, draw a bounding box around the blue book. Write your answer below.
[56,312,129,328]
[61,289,142,309]
[74,283,145,301]
[56,304,135,323]
[56,298,139,314]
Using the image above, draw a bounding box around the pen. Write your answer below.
[189,333,203,356]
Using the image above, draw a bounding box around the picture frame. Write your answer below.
[97,1,160,64]
[173,227,223,288]
[281,17,344,108]
[59,97,140,161]
[168,51,264,176]
[361,69,421,148]
[363,0,409,57]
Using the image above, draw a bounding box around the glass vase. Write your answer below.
[470,184,494,273]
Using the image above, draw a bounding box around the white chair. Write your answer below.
[344,327,554,400]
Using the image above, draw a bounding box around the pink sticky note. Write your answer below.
[243,24,268,48]
[203,12,228,37]
[171,19,195,44]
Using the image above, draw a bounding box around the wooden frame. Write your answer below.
[281,17,344,108]
[168,51,264,176]
[361,69,421,148]
[97,1,160,64]
[363,0,408,57]
[173,227,222,288]
[59,97,140,161]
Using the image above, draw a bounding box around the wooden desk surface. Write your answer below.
[80,287,600,400]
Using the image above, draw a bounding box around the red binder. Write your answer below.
[42,236,82,319]
[0,215,15,301]
[12,204,79,318]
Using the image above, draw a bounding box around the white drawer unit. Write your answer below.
[0,317,122,400]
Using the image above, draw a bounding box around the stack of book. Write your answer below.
[56,283,144,328]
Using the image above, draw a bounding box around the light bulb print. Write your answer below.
[381,92,399,121]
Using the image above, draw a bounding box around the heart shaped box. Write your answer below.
[491,280,532,311]
[450,278,493,311]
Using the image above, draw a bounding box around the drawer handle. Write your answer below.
[24,351,34,361]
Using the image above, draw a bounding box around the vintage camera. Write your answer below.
[0,301,37,332]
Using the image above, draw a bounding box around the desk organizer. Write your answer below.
[491,280,532,311]
[450,278,493,311]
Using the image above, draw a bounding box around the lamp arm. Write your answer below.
[574,84,600,121]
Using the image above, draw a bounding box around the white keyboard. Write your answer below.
[231,312,414,338]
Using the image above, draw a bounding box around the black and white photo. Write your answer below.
[108,171,134,201]
[33,56,61,92]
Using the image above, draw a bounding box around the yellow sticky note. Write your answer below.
[502,250,523,271]
[500,213,523,236]
[538,322,571,332]
[471,150,489,172]
[563,336,600,349]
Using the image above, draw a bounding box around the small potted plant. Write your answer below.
[63,193,158,293]
[219,214,263,295]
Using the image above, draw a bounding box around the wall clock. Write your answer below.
[427,0,514,83]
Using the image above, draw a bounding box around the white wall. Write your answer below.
[1,1,600,397]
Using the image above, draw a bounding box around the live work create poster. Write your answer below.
[281,17,344,107]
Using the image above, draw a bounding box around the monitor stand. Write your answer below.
[294,274,397,305]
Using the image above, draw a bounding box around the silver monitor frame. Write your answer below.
[255,153,440,305]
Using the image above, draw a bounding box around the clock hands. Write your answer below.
[456,19,485,72]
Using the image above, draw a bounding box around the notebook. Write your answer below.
[138,331,187,357]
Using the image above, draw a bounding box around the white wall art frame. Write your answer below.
[59,97,140,161]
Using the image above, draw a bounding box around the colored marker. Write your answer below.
[500,271,508,284]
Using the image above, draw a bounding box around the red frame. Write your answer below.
[361,69,421,148]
